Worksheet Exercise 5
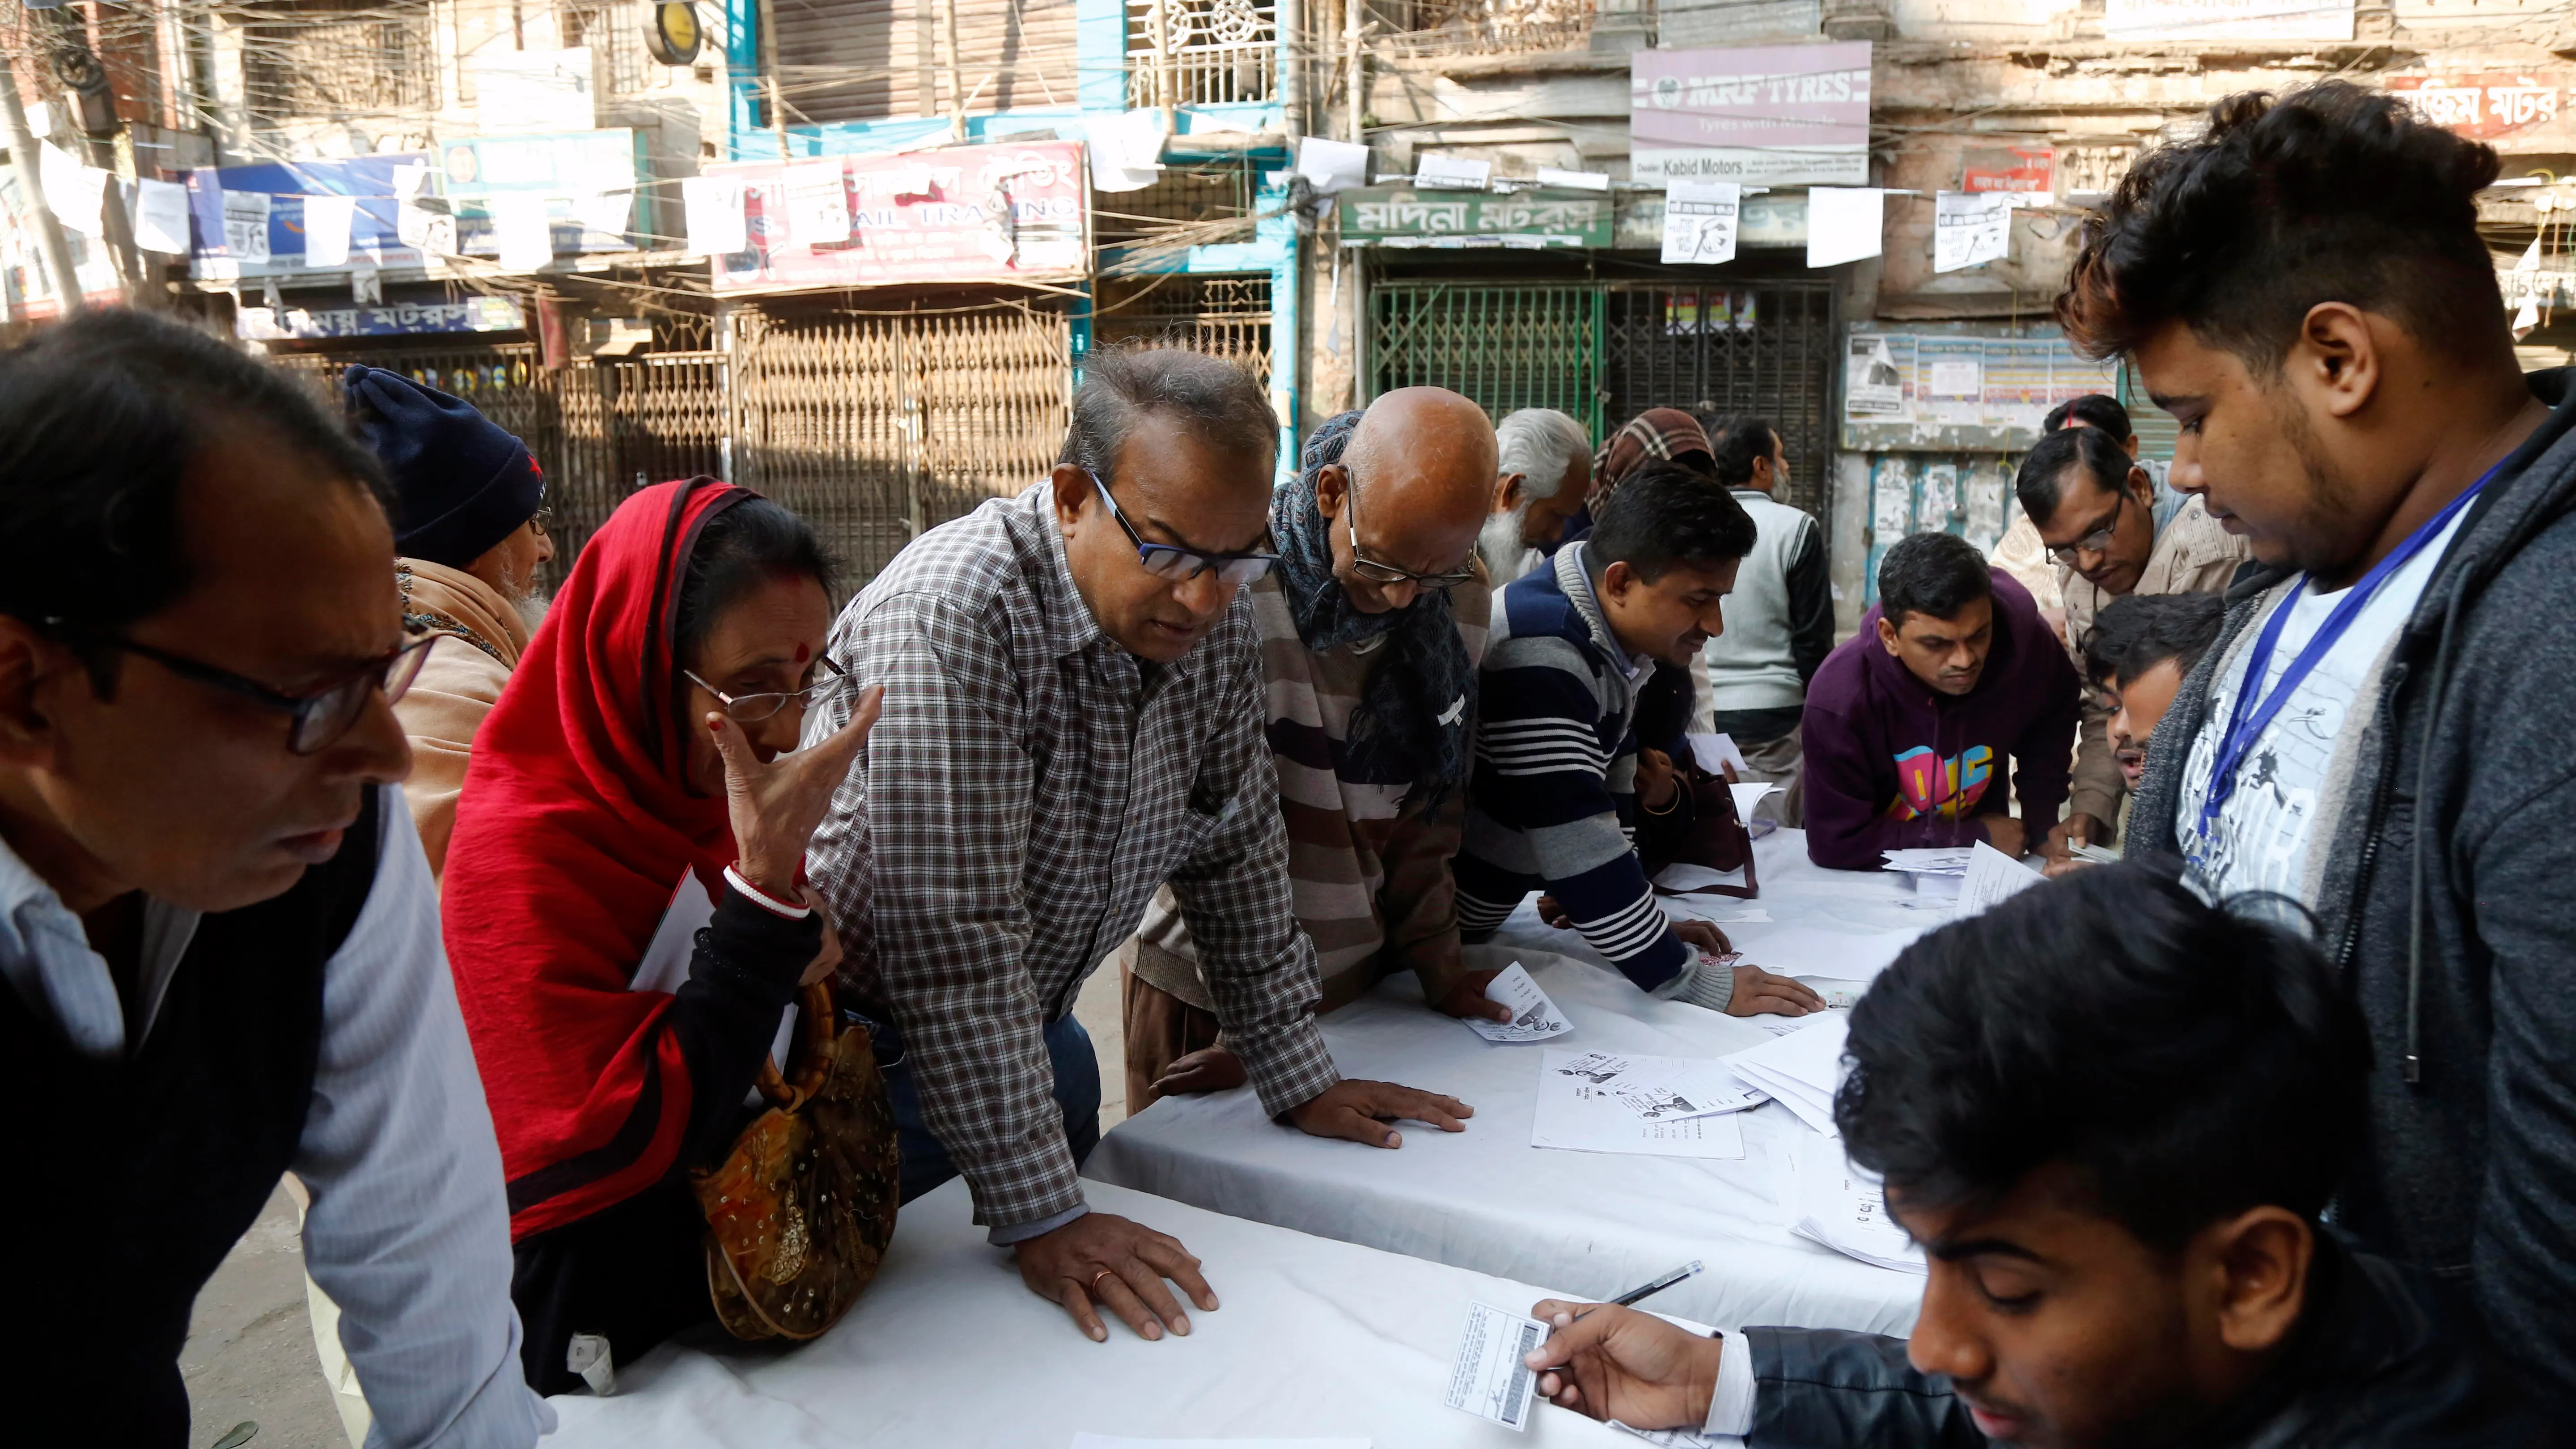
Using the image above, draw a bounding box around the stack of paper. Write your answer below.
[1721,1014,1850,1136]
[1534,1051,1748,1159]
[1781,1133,1925,1274]
[1955,839,2044,916]
[1881,846,1972,898]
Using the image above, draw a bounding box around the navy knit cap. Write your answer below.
[343,364,546,570]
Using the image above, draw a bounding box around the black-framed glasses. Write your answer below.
[1341,462,1479,590]
[1086,470,1279,585]
[54,624,436,756]
[2046,490,2131,567]
[685,652,852,724]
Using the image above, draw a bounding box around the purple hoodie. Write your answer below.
[1799,568,2080,870]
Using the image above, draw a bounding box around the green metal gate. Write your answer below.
[1368,277,1837,517]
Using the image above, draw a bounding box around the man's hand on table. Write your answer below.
[1015,1211,1218,1343]
[1524,1300,1722,1431]
[1721,961,1826,1017]
[2040,813,2102,868]
[1286,1079,1474,1148]
[1150,1045,1247,1096]
[1434,969,1513,1023]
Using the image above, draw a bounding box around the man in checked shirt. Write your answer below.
[805,346,1472,1344]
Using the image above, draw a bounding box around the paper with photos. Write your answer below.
[1463,962,1572,1042]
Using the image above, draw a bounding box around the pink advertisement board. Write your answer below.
[1628,42,1873,186]
[706,140,1089,295]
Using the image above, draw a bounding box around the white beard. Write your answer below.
[1478,508,1543,585]
[515,590,551,633]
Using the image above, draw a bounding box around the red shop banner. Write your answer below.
[705,139,1089,295]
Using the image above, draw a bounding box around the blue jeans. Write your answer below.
[863,1010,1102,1206]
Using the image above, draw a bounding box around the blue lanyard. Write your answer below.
[2197,466,2498,836]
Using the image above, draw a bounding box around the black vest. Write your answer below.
[2,789,382,1447]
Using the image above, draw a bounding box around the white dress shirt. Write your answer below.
[0,786,553,1448]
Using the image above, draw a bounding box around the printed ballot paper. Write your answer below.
[1723,1013,1851,1137]
[1781,1133,1925,1274]
[1739,925,1922,984]
[1447,1302,1549,1431]
[1955,839,2044,917]
[1464,962,1572,1042]
[1534,1051,1749,1160]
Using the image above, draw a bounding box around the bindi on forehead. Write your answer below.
[795,643,810,664]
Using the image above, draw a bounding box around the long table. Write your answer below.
[1085,827,1932,1339]
[545,1177,1665,1447]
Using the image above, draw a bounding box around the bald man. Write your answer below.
[1124,391,1507,1110]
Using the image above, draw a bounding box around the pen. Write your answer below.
[1609,1259,1704,1309]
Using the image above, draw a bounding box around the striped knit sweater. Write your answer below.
[1454,544,1700,995]
[1132,566,1494,1013]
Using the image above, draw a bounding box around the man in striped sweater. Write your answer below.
[1456,466,1824,1017]
[1124,389,1516,1109]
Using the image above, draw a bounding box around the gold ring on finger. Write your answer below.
[1091,1268,1116,1293]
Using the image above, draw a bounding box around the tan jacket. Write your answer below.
[1131,569,1494,1015]
[2056,495,2250,832]
[394,559,533,883]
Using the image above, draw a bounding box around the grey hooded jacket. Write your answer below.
[2129,368,2576,1402]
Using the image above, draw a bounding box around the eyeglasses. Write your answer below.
[53,624,436,756]
[1086,470,1279,585]
[1341,462,1479,590]
[685,652,853,724]
[2046,491,2131,567]
[527,506,553,540]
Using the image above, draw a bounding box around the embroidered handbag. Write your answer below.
[691,982,901,1341]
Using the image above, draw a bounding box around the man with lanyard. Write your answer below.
[2072,81,2576,1400]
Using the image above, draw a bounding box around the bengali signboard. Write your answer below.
[1337,187,1615,249]
[1629,42,1871,186]
[235,295,527,341]
[705,140,1088,294]
[2102,0,2351,40]
[2387,73,2574,148]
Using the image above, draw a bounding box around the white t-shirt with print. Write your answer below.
[2173,511,2470,902]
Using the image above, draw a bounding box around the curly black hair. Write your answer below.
[2058,80,2504,371]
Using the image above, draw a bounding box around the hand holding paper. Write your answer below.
[1462,962,1572,1042]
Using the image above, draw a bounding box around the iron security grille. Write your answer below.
[1094,273,1272,386]
[1601,280,1834,517]
[1368,281,1603,439]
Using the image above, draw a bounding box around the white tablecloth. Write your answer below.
[545,1177,1653,1448]
[1085,829,1928,1339]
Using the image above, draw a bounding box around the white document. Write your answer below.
[1534,1057,1750,1159]
[1534,166,1611,191]
[302,193,356,267]
[41,144,107,234]
[1955,839,2043,916]
[1661,181,1741,265]
[1072,1439,1369,1449]
[1415,153,1491,190]
[1659,894,1768,925]
[1723,1013,1851,1136]
[1739,925,1922,984]
[220,188,272,260]
[680,175,747,255]
[1654,861,1749,894]
[1549,1050,1766,1121]
[1933,190,2011,272]
[1729,781,1779,822]
[1087,110,1168,193]
[490,192,556,270]
[1805,186,1884,268]
[131,178,192,254]
[1445,1302,1549,1431]
[1782,1133,1925,1274]
[1881,846,1973,872]
[784,162,851,245]
[1295,136,1369,195]
[1465,962,1572,1042]
[575,189,633,241]
[1758,1007,1847,1036]
[1684,732,1749,776]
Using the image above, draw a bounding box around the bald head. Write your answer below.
[1317,388,1499,614]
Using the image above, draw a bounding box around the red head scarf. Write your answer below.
[445,477,752,1240]
[1593,408,1716,500]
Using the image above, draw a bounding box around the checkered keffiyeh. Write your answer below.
[803,483,1341,1233]
[1592,408,1715,499]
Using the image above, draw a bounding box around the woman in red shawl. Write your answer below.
[443,479,877,1394]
